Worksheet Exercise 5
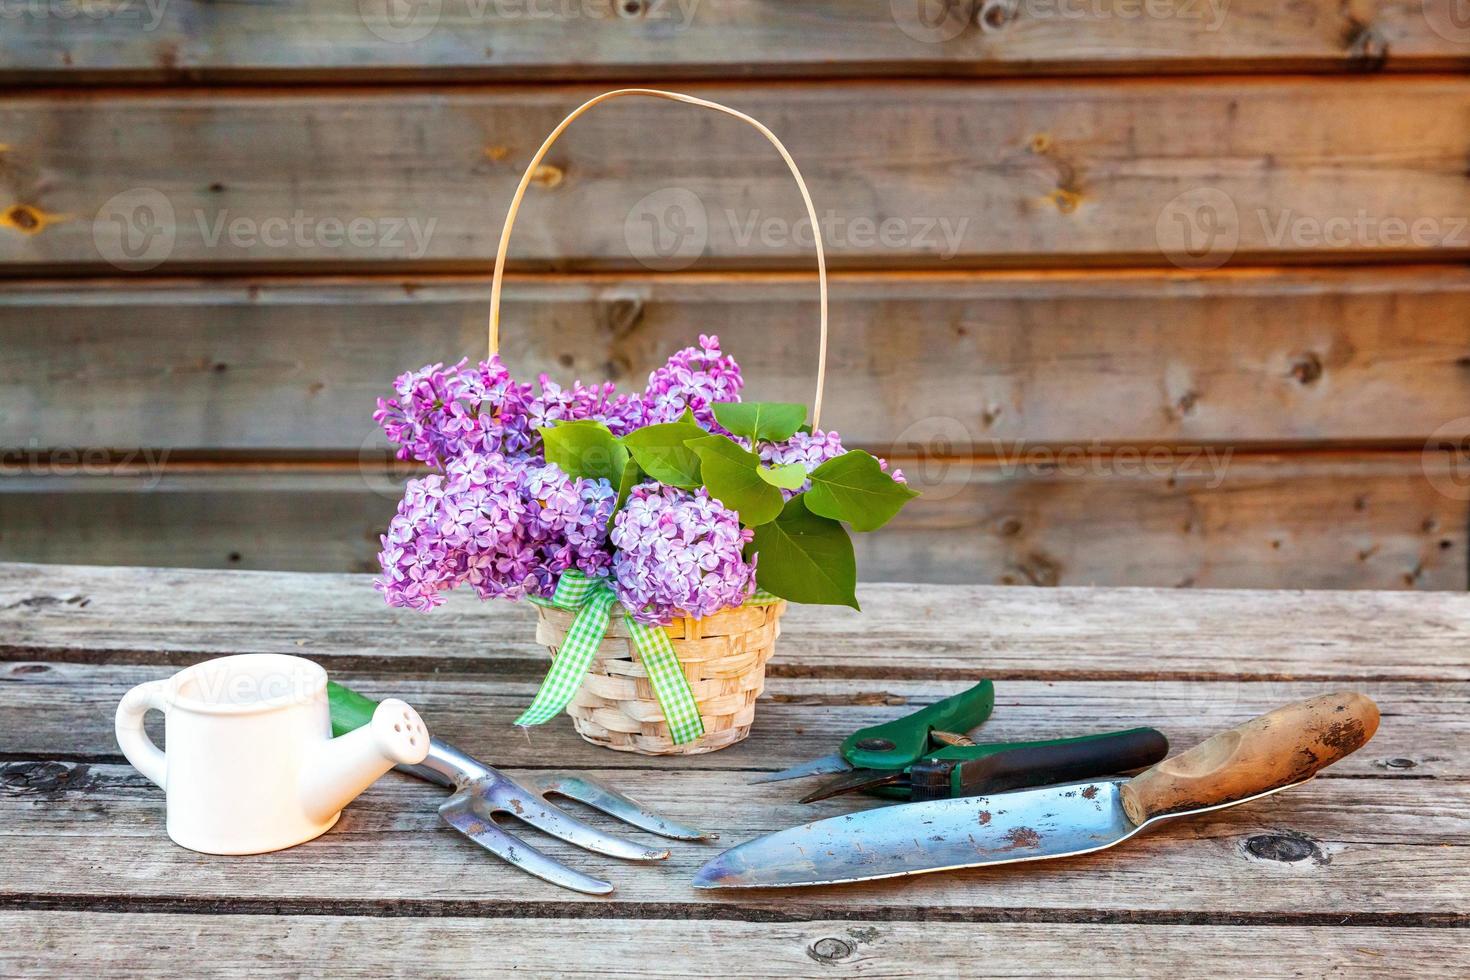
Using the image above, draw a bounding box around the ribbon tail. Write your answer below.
[627,618,705,745]
[515,586,617,727]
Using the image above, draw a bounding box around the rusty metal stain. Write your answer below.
[1002,826,1041,850]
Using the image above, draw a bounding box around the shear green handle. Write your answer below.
[327,681,379,738]
[839,680,995,771]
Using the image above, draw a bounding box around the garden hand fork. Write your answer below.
[329,683,706,894]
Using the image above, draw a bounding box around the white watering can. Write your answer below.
[115,653,429,855]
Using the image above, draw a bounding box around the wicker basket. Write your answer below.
[490,89,829,754]
[536,599,786,755]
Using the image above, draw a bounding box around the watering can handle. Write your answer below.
[485,87,831,430]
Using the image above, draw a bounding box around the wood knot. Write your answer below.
[979,0,1020,32]
[1289,352,1323,385]
[1342,20,1389,72]
[1381,757,1417,770]
[807,938,854,963]
[1243,831,1328,865]
[530,164,565,189]
[2,204,54,235]
[0,761,90,796]
[7,663,51,676]
[1050,188,1080,214]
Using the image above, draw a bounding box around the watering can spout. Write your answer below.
[301,698,430,824]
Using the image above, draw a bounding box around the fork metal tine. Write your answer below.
[438,791,613,895]
[523,772,709,841]
[475,772,670,862]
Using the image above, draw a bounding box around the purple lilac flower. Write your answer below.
[373,356,536,469]
[609,485,757,626]
[759,429,907,496]
[376,453,614,610]
[641,334,744,431]
[526,376,647,438]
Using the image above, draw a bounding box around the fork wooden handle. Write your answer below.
[1120,692,1379,824]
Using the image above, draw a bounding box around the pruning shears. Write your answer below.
[750,680,1170,803]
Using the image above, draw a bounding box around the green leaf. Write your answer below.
[805,450,920,532]
[620,416,706,489]
[757,462,808,491]
[712,402,807,443]
[686,435,784,526]
[749,496,859,609]
[540,420,628,483]
[606,457,644,535]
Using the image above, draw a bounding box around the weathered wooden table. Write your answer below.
[1,563,1465,977]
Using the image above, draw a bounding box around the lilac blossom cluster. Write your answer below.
[375,336,761,624]
[637,335,744,431]
[376,453,615,611]
[373,356,646,470]
[759,429,906,496]
[609,485,757,625]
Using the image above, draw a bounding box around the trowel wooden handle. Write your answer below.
[1120,692,1379,825]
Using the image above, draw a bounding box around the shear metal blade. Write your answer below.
[799,768,907,804]
[747,752,852,784]
[524,772,709,841]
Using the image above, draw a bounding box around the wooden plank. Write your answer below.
[5,79,1470,271]
[0,761,1463,915]
[5,663,1461,780]
[5,268,1470,451]
[4,0,1466,85]
[0,450,1460,589]
[2,562,1467,680]
[2,912,1465,979]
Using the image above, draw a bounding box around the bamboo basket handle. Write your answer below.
[487,88,829,429]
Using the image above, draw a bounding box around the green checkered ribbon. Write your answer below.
[516,571,780,745]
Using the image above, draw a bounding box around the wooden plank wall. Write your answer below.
[0,3,1467,589]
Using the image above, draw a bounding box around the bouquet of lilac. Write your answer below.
[374,335,916,626]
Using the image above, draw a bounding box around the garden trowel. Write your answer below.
[696,692,1378,888]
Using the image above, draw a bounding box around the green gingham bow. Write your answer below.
[517,571,781,745]
[517,571,706,743]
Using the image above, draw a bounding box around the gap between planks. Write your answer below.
[0,894,1464,929]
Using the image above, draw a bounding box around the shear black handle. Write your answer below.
[909,727,1170,801]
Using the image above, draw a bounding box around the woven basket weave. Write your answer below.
[536,599,786,755]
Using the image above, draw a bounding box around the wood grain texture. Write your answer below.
[5,664,1462,780]
[5,79,1470,271]
[5,269,1470,451]
[0,761,1464,914]
[3,0,1466,85]
[3,563,1468,680]
[1,563,1464,973]
[2,912,1466,979]
[0,450,1461,589]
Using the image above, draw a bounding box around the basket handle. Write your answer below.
[487,88,829,430]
